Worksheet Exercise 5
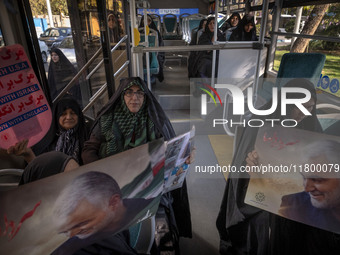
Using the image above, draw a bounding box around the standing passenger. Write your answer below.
[48,48,82,106]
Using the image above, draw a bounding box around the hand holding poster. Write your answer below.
[0,139,165,255]
[163,126,195,193]
[245,124,340,234]
[0,44,52,149]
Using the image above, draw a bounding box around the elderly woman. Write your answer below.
[82,77,192,254]
[8,96,88,165]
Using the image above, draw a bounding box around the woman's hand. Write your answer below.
[246,150,258,167]
[7,139,36,163]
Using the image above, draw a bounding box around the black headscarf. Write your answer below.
[48,48,81,105]
[19,151,74,185]
[221,12,241,31]
[107,13,123,43]
[83,77,191,238]
[229,14,257,41]
[216,78,322,254]
[90,77,175,142]
[198,17,225,45]
[33,96,88,165]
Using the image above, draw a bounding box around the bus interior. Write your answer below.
[1,0,340,254]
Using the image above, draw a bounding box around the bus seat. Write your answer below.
[162,14,178,39]
[129,216,155,254]
[277,53,326,86]
[150,14,162,34]
[188,17,204,44]
[259,53,326,102]
[316,103,340,135]
[179,13,190,37]
[0,168,23,192]
[139,28,159,75]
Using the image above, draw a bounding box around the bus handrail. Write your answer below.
[271,31,340,43]
[82,60,130,113]
[52,46,103,103]
[133,41,269,53]
[86,35,128,80]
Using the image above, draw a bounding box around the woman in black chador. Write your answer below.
[192,17,225,78]
[48,48,81,106]
[229,14,257,41]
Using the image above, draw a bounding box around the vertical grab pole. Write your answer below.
[253,0,269,104]
[211,0,219,89]
[143,2,151,90]
[130,0,138,77]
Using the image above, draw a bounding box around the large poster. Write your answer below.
[0,44,52,149]
[245,124,340,234]
[0,139,165,255]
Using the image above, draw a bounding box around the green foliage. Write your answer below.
[309,23,340,51]
[30,0,69,16]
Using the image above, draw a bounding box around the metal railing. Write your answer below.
[53,34,129,115]
[82,60,130,113]
[52,46,103,103]
[86,35,128,80]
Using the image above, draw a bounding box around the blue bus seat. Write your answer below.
[150,14,162,34]
[162,14,178,39]
[129,216,155,254]
[138,28,159,75]
[179,13,190,37]
[259,53,326,102]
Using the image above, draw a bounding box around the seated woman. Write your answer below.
[82,77,192,253]
[216,79,323,254]
[190,18,207,46]
[139,15,165,83]
[7,96,88,165]
[221,12,241,41]
[188,18,207,78]
[19,151,79,185]
[229,14,257,41]
[192,17,225,78]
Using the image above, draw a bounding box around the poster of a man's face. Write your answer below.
[245,124,340,234]
[0,140,165,255]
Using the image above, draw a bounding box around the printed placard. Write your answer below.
[0,139,165,255]
[245,124,340,234]
[0,44,52,149]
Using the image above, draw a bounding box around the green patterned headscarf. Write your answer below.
[99,80,156,157]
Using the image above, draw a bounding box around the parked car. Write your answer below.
[39,40,49,63]
[53,36,77,67]
[39,27,72,48]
